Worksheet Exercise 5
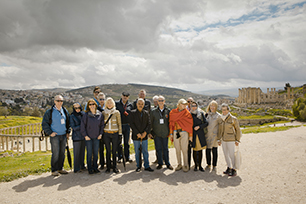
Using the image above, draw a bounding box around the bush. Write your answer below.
[292,97,306,121]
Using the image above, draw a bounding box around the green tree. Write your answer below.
[31,107,41,117]
[0,107,9,116]
[292,97,306,121]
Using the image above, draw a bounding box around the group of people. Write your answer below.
[42,87,241,177]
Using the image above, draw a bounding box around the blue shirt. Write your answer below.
[51,107,67,135]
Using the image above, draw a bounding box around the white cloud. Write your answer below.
[0,0,305,92]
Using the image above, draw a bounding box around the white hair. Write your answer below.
[97,92,105,98]
[158,95,165,100]
[153,95,159,101]
[137,98,145,103]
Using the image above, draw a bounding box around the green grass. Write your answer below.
[0,116,42,129]
[237,115,275,120]
[242,125,300,134]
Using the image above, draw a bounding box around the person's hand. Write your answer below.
[194,126,200,131]
[137,133,142,139]
[142,131,147,138]
[97,135,102,140]
[149,134,154,139]
[66,133,69,140]
[218,141,221,146]
[189,137,193,142]
[235,141,239,146]
[170,134,173,143]
[50,132,57,137]
[85,136,91,141]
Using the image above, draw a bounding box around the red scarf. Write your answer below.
[169,108,193,134]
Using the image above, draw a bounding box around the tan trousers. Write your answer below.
[173,130,189,167]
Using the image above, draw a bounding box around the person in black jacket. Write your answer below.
[97,92,106,170]
[130,98,154,172]
[132,89,151,112]
[69,103,86,173]
[149,95,173,170]
[116,92,133,163]
[190,101,208,172]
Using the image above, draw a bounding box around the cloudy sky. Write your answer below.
[0,0,305,93]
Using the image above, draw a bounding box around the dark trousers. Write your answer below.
[73,140,85,172]
[117,124,131,160]
[104,132,119,169]
[85,138,100,171]
[206,147,218,166]
[50,134,66,172]
[193,150,203,168]
[154,136,170,166]
[99,139,105,167]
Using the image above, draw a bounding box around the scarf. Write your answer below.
[221,113,230,121]
[104,107,116,115]
[72,103,83,117]
[169,108,193,134]
[190,108,204,120]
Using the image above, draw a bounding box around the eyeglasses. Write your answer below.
[187,101,192,103]
[94,91,100,94]
[99,98,105,101]
[191,105,197,107]
[55,100,63,102]
[123,95,129,97]
[158,100,164,102]
[89,103,96,106]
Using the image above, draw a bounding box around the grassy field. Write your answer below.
[241,125,300,134]
[0,116,42,129]
[237,115,275,120]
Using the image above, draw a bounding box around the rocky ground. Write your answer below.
[0,126,306,204]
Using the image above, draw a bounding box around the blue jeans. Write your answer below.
[50,134,67,172]
[154,136,170,166]
[118,124,131,160]
[73,140,85,172]
[85,138,100,171]
[133,139,149,169]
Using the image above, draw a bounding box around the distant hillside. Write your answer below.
[67,83,209,105]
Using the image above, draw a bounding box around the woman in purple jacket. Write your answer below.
[81,99,104,174]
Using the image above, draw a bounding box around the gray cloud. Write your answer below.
[0,0,305,92]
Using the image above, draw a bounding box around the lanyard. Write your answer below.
[158,108,164,119]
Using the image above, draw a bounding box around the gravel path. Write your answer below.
[0,126,306,204]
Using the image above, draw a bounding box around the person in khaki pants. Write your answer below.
[169,99,193,172]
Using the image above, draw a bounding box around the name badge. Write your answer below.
[61,118,65,124]
[160,119,164,124]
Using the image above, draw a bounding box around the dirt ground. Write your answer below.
[0,126,306,204]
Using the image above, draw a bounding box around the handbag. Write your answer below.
[235,145,242,170]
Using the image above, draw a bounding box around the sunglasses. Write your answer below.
[158,100,164,102]
[191,105,197,107]
[89,103,96,106]
[94,91,100,94]
[56,100,63,102]
[123,95,129,97]
[99,98,105,101]
[74,107,81,109]
[187,101,192,103]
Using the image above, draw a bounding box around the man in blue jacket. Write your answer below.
[42,95,70,176]
[116,92,133,163]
